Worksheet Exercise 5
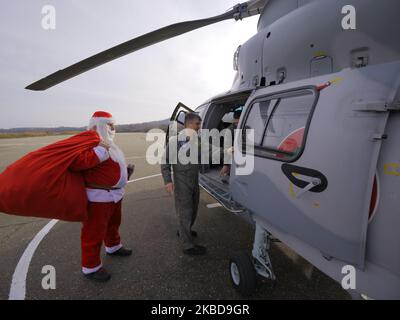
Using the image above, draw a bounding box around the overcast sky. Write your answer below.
[0,0,258,129]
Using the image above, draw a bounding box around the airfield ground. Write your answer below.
[0,133,350,300]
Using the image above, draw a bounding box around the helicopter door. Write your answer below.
[167,102,194,142]
[170,102,194,123]
[230,76,392,268]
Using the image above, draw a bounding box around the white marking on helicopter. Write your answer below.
[8,173,161,300]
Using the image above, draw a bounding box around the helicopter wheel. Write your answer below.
[229,252,257,296]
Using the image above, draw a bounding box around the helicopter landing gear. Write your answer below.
[229,252,257,296]
[229,223,276,296]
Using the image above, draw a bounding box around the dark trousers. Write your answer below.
[174,172,200,250]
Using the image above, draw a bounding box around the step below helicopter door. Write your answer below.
[230,67,396,268]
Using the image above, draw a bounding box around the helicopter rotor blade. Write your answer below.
[26,1,267,91]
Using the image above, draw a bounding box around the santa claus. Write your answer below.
[69,111,134,282]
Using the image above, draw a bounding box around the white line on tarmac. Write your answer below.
[127,173,161,184]
[8,173,162,300]
[206,203,223,209]
[8,219,58,300]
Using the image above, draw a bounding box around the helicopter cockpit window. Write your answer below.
[243,88,317,162]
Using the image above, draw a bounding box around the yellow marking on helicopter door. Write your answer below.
[289,173,299,198]
[383,163,400,177]
[289,177,321,209]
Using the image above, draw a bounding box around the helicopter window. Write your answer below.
[243,88,317,162]
[243,99,277,145]
[262,92,314,160]
[176,111,186,125]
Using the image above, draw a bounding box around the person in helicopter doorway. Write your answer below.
[161,112,207,256]
[219,106,243,182]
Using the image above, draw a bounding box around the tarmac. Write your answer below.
[0,133,350,300]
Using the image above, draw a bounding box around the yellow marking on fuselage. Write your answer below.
[329,76,342,85]
[314,51,328,57]
[384,163,400,177]
[289,173,300,198]
[313,202,320,208]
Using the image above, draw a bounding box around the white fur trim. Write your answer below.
[88,117,115,130]
[93,146,110,162]
[82,263,102,275]
[105,244,123,254]
[86,188,124,203]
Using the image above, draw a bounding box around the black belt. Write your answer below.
[86,184,121,191]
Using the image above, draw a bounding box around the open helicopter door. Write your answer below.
[168,102,247,214]
[170,102,194,123]
[166,102,194,142]
[230,65,397,269]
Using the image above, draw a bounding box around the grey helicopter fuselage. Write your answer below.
[25,0,400,299]
[193,0,400,299]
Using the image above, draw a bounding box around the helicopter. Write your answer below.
[26,0,400,299]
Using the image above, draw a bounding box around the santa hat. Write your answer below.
[88,111,115,130]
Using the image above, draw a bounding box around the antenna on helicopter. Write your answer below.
[25,0,268,91]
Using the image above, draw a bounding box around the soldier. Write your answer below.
[161,113,206,256]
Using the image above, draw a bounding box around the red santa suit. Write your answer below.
[70,111,128,274]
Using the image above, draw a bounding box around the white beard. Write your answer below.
[108,142,126,166]
[107,126,116,141]
[95,123,126,166]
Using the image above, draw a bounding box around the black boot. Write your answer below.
[176,230,198,238]
[84,268,111,282]
[183,245,207,256]
[107,246,132,257]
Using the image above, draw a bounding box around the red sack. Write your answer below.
[0,131,100,222]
